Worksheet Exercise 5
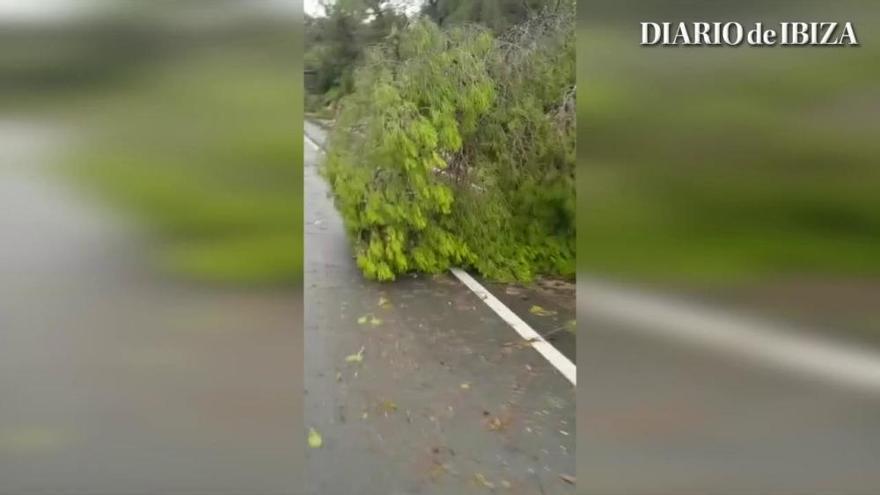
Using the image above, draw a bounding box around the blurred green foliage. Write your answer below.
[422,0,570,32]
[0,10,302,286]
[325,11,574,282]
[578,25,880,285]
[305,0,573,112]
[305,0,408,112]
[72,44,302,286]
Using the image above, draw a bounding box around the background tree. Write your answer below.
[323,9,574,281]
[305,0,407,112]
[305,0,571,112]
[421,0,568,32]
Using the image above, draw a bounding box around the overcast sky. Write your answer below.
[0,0,300,24]
[0,0,86,22]
[304,0,324,17]
[305,0,423,18]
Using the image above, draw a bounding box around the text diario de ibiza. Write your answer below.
[641,22,858,47]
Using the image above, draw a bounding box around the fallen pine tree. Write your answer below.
[322,9,574,282]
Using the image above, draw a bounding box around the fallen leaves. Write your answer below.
[529,304,557,316]
[474,472,495,489]
[307,428,322,448]
[559,473,576,485]
[485,414,512,432]
[379,399,398,415]
[345,346,365,364]
[429,462,448,481]
[357,314,383,326]
[460,382,471,390]
[377,296,392,309]
[487,416,503,430]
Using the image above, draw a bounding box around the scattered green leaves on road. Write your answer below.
[380,399,398,415]
[358,314,383,326]
[307,428,323,448]
[345,346,365,364]
[529,304,557,316]
[474,472,495,489]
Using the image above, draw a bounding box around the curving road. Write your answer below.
[303,121,576,495]
[0,119,301,494]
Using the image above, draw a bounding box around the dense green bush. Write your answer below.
[323,11,574,282]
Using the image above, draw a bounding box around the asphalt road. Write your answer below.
[0,120,301,494]
[303,118,880,495]
[303,122,576,495]
[579,287,880,494]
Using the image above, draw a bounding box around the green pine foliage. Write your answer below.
[323,10,574,282]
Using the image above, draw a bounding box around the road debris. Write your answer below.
[380,399,398,416]
[529,305,557,316]
[559,473,575,484]
[474,472,495,489]
[307,428,323,449]
[345,346,365,363]
[357,314,383,326]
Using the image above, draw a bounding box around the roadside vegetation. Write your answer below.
[309,1,575,282]
[305,0,560,115]
[578,24,880,285]
[71,45,302,285]
[1,8,302,286]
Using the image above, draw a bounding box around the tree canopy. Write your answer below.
[322,9,574,281]
[305,0,572,110]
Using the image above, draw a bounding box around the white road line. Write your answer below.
[305,129,575,385]
[304,133,322,152]
[451,267,576,385]
[580,279,880,394]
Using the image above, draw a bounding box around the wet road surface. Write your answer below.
[304,122,576,495]
[580,285,880,495]
[476,276,576,363]
[0,120,301,494]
